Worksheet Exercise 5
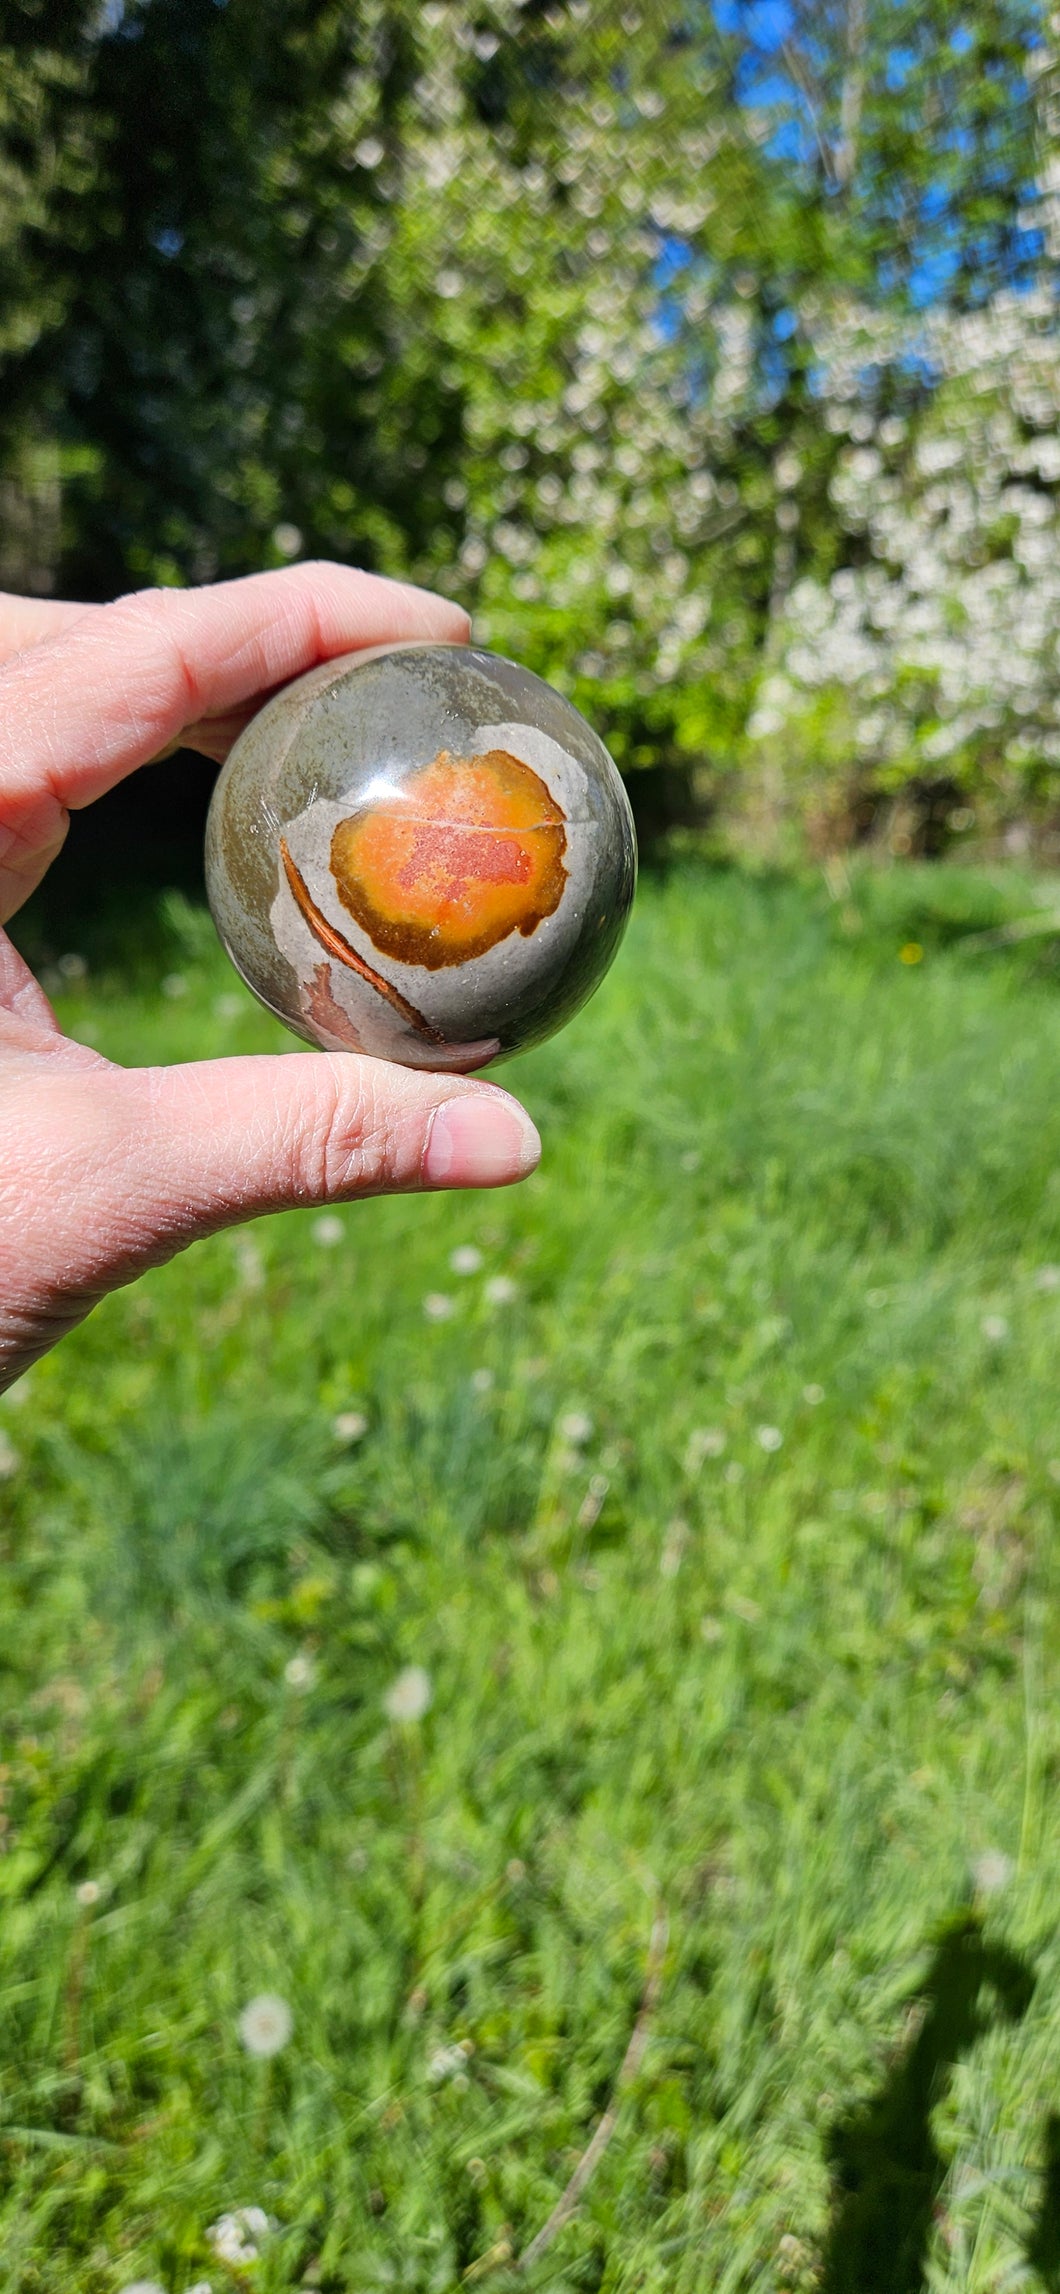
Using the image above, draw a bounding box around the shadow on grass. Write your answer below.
[819,1912,1035,2294]
[1027,2114,1060,2290]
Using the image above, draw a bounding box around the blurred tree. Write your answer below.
[727,0,1046,304]
[1,0,466,597]
[0,0,1052,837]
[0,1,91,590]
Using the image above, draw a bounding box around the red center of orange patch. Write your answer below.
[329,748,568,970]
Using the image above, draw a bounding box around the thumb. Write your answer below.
[2,1054,541,1382]
[130,1053,541,1236]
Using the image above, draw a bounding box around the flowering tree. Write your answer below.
[746,284,1060,847]
[0,0,1054,840]
[382,2,788,789]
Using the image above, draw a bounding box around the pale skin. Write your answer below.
[0,564,541,1392]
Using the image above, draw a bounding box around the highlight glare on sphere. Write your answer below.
[205,643,637,1071]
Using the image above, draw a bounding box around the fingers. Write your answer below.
[0,593,99,666]
[0,927,62,1036]
[0,1052,539,1384]
[0,564,470,920]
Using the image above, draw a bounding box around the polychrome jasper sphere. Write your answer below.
[205,642,637,1071]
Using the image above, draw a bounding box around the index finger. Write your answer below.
[0,593,101,667]
[0,563,469,921]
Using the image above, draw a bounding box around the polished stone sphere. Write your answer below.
[205,642,637,1071]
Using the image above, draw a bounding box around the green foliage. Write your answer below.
[0,1,1052,830]
[6,871,1060,2285]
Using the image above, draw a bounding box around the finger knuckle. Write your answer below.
[115,585,174,626]
[304,1065,405,1198]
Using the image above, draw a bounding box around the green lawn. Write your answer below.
[5,864,1060,2293]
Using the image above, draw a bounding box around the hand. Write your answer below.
[0,567,541,1390]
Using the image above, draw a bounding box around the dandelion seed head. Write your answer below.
[429,2042,469,2082]
[423,1291,454,1321]
[803,1383,826,1405]
[238,1995,293,2059]
[1035,1265,1060,1292]
[484,1275,518,1306]
[313,1213,344,1248]
[233,1236,265,1291]
[971,1849,1014,1896]
[75,1878,102,1907]
[384,1664,432,1723]
[981,1313,1009,1343]
[660,1519,689,1578]
[284,1654,315,1691]
[577,1473,608,1529]
[757,1424,783,1453]
[333,1410,368,1444]
[686,1426,725,1466]
[470,1367,494,1395]
[0,1435,20,1480]
[559,1410,593,1445]
[207,2207,272,2264]
[450,1245,484,1276]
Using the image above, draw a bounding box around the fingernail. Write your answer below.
[424,1094,541,1188]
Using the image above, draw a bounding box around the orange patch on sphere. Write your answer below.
[330,748,568,970]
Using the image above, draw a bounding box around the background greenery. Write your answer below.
[7,6,1060,2289]
[2,0,1057,845]
[7,872,1060,2289]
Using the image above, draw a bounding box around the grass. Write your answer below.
[5,862,1060,2292]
